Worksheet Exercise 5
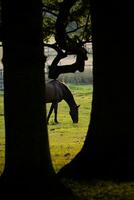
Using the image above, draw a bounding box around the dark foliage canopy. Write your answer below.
[43,0,91,79]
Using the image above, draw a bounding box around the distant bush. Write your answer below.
[45,68,93,85]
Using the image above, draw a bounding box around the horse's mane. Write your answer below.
[56,80,71,92]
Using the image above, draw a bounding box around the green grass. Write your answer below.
[47,84,92,172]
[62,179,134,200]
[0,85,92,174]
[1,85,134,200]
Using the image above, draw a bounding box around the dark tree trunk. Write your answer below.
[0,1,75,199]
[58,1,134,180]
[1,0,54,188]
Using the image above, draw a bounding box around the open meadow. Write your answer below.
[47,84,92,173]
[0,84,92,175]
[0,85,134,200]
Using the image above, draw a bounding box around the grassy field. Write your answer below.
[1,85,134,200]
[0,84,92,174]
[47,84,92,172]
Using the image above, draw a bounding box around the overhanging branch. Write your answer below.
[48,0,88,79]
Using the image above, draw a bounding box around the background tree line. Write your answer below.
[46,69,93,85]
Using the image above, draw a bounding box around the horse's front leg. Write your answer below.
[54,103,59,123]
[47,103,54,124]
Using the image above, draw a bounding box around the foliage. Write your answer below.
[42,0,91,43]
[42,0,92,80]
[58,69,93,84]
[45,68,93,84]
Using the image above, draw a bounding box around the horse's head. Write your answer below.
[69,105,80,123]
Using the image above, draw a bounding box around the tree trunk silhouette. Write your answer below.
[58,1,134,180]
[0,1,75,199]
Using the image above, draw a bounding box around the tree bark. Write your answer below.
[0,1,76,199]
[1,0,54,184]
[48,0,88,79]
[58,1,134,180]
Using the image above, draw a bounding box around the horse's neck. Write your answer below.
[62,85,77,109]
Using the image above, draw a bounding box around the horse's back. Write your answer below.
[45,80,64,103]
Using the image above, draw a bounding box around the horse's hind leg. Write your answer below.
[47,103,54,124]
[54,103,59,123]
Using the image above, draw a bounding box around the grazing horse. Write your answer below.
[45,80,80,124]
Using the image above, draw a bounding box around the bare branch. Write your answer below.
[48,0,88,79]
[66,25,85,34]
[49,46,88,79]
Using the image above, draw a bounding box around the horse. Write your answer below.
[45,80,80,124]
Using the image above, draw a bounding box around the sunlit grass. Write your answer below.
[47,84,92,172]
[1,85,134,199]
[0,85,92,174]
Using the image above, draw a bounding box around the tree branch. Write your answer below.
[48,0,88,79]
[42,6,58,17]
[48,46,88,79]
[66,25,85,34]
